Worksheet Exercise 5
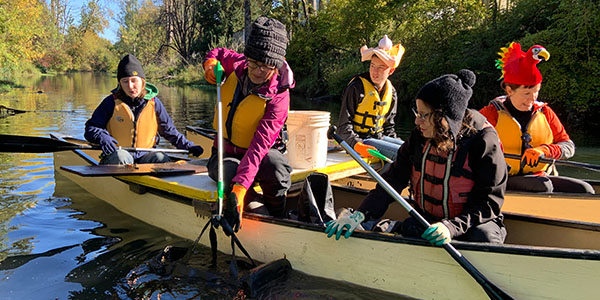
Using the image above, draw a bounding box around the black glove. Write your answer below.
[98,134,118,155]
[188,145,204,157]
[223,191,241,233]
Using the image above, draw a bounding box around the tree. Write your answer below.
[64,0,111,71]
[0,0,45,74]
[161,0,203,62]
[116,0,163,63]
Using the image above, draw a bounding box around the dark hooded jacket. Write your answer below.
[358,109,507,237]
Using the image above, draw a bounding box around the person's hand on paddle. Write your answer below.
[203,58,218,84]
[421,222,451,246]
[354,142,377,158]
[98,134,118,155]
[188,145,204,157]
[224,183,246,232]
[324,209,365,240]
[522,146,551,167]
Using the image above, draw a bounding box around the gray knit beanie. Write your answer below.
[415,69,476,140]
[244,17,288,69]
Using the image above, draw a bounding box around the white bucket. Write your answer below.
[286,110,331,169]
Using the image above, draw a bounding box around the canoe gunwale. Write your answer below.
[240,212,600,260]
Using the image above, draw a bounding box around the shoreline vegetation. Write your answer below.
[1,0,599,132]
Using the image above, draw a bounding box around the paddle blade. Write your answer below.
[0,134,87,153]
[215,61,225,84]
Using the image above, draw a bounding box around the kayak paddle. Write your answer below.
[504,153,600,172]
[0,134,189,154]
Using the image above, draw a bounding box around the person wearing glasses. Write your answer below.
[479,43,593,193]
[337,35,405,161]
[202,17,295,230]
[326,70,508,246]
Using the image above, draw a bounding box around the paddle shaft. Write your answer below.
[0,134,189,153]
[0,105,76,114]
[329,127,513,300]
[504,153,600,171]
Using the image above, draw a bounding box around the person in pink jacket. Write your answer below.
[203,17,295,231]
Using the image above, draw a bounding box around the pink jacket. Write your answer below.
[204,48,295,189]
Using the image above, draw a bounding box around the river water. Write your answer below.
[0,73,409,299]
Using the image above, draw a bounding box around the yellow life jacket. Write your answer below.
[351,77,393,135]
[213,72,267,149]
[106,97,158,148]
[491,98,553,175]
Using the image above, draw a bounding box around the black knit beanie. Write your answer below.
[117,54,145,80]
[415,69,476,140]
[244,17,288,69]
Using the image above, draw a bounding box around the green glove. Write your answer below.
[421,222,451,246]
[324,209,365,240]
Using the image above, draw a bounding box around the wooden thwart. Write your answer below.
[61,162,207,177]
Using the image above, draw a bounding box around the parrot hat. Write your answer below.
[496,42,550,86]
[360,35,405,69]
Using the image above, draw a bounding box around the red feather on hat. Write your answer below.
[496,42,550,86]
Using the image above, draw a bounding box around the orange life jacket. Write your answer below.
[490,97,553,175]
[106,96,158,148]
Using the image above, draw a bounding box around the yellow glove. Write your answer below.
[354,142,377,158]
[522,146,551,167]
[203,58,218,84]
[421,222,451,246]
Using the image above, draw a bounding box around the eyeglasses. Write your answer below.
[247,59,276,72]
[412,107,433,120]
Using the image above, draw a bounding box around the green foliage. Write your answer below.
[194,0,245,55]
[286,0,600,132]
[166,64,207,86]
[115,0,163,64]
[0,0,46,76]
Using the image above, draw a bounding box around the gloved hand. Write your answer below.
[203,58,218,84]
[324,209,365,240]
[224,183,246,233]
[98,134,118,155]
[522,146,551,167]
[421,222,451,246]
[188,145,204,157]
[354,142,377,158]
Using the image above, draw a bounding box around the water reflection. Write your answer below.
[0,73,408,299]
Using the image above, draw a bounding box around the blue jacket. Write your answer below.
[85,88,194,160]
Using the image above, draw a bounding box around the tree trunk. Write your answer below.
[244,0,251,44]
[300,0,310,25]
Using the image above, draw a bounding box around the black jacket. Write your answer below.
[358,109,507,237]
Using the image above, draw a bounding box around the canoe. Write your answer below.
[187,125,600,226]
[52,133,600,300]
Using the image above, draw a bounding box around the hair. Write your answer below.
[429,109,475,152]
[500,81,536,92]
[114,78,147,100]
